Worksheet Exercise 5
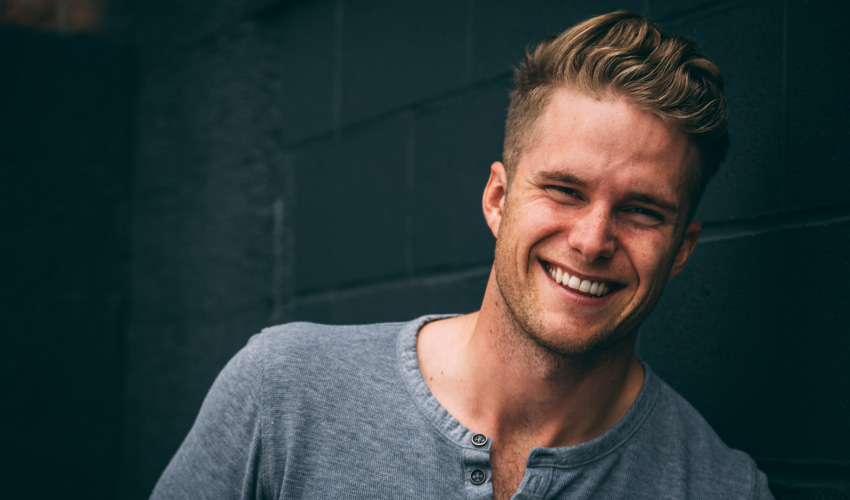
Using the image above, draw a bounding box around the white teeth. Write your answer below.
[546,262,611,297]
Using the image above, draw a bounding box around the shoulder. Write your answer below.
[153,318,433,499]
[259,320,406,349]
[637,371,773,498]
[255,320,407,367]
[203,320,409,411]
[244,319,420,396]
[649,376,745,461]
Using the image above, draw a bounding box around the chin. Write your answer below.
[534,325,630,359]
[509,306,628,358]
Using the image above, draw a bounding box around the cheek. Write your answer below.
[528,201,576,234]
[504,202,563,242]
[629,238,678,282]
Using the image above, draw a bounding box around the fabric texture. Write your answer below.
[151,315,774,499]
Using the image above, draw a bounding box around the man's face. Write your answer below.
[483,88,700,356]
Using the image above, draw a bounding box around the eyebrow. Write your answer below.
[534,170,681,216]
[535,170,587,186]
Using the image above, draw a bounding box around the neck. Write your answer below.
[418,279,644,448]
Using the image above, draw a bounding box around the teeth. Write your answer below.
[545,262,612,297]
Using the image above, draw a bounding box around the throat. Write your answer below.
[470,353,646,451]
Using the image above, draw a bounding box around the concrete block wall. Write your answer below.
[118,0,849,498]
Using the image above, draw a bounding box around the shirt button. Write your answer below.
[471,433,488,446]
[470,469,486,485]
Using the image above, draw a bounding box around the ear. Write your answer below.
[667,221,700,281]
[482,162,508,237]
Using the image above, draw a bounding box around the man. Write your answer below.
[153,11,773,499]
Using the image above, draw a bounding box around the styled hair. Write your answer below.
[504,11,728,218]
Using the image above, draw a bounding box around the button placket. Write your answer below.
[513,463,554,499]
[462,444,493,499]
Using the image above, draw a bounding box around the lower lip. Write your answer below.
[540,261,617,305]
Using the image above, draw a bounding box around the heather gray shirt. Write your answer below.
[152,315,774,499]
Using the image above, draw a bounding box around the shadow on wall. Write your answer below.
[1,1,133,499]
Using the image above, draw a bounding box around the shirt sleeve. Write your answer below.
[753,467,775,500]
[150,334,267,500]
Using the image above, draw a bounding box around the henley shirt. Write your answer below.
[152,315,774,499]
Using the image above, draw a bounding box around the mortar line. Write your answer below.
[404,111,416,277]
[700,203,850,243]
[287,72,512,152]
[465,0,475,85]
[295,265,492,304]
[781,0,789,212]
[331,0,345,133]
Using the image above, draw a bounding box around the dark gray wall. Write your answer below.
[1,21,134,500]
[5,0,848,499]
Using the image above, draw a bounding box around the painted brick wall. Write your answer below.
[120,0,850,498]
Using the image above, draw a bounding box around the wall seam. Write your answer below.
[296,265,492,305]
[331,0,345,133]
[700,203,850,243]
[780,0,789,215]
[286,74,512,152]
[405,111,416,278]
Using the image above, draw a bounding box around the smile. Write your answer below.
[542,261,617,297]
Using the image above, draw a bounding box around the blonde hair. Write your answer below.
[504,11,728,217]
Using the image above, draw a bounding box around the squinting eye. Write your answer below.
[546,186,581,199]
[625,207,663,222]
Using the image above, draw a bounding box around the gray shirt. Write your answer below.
[152,315,774,499]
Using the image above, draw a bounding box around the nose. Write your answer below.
[567,205,616,262]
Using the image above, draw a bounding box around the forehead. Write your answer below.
[521,89,695,204]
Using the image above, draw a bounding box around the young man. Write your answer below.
[153,11,773,499]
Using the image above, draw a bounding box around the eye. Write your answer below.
[545,185,583,201]
[623,206,664,224]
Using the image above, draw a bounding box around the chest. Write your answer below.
[490,441,534,500]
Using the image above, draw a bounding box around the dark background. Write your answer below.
[2,0,849,498]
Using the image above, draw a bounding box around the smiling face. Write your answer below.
[483,88,701,357]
